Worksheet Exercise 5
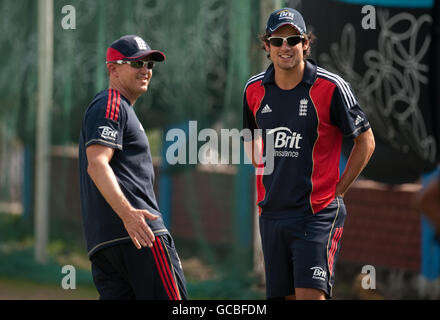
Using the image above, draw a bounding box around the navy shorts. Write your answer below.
[90,233,188,300]
[259,196,347,298]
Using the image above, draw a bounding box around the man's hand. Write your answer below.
[120,208,158,249]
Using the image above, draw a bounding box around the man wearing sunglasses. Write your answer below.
[79,35,187,300]
[243,8,375,300]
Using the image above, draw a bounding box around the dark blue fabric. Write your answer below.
[91,234,188,300]
[79,89,168,258]
[243,60,370,217]
[259,197,347,298]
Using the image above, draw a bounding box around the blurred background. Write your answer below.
[0,0,439,299]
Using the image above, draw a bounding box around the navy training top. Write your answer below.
[79,88,168,258]
[243,59,371,217]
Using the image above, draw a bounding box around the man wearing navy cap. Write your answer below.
[79,35,187,300]
[243,8,375,299]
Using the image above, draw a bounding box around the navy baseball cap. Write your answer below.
[106,35,165,62]
[266,8,306,35]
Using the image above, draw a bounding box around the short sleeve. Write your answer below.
[83,94,126,150]
[330,82,371,139]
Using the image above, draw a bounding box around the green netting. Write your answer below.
[0,0,266,299]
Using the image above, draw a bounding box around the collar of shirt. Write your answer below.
[261,58,318,86]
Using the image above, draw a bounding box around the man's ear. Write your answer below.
[302,39,309,51]
[264,41,270,52]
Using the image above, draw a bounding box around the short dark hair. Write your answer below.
[259,31,316,60]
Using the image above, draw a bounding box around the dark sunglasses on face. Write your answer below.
[106,60,155,69]
[267,35,304,47]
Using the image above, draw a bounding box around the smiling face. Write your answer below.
[118,61,152,94]
[264,24,309,72]
[108,60,153,103]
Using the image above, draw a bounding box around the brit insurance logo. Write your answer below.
[267,127,302,158]
[278,10,294,20]
[98,126,118,142]
[310,266,327,281]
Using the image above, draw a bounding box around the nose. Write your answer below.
[281,39,292,49]
[139,65,151,75]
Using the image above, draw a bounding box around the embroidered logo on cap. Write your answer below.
[134,36,147,50]
[278,10,294,20]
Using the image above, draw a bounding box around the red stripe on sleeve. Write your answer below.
[105,88,112,119]
[114,91,121,121]
[110,89,117,120]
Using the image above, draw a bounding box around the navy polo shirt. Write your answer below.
[243,59,371,217]
[79,88,168,258]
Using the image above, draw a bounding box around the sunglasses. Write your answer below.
[267,35,304,47]
[107,60,155,69]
